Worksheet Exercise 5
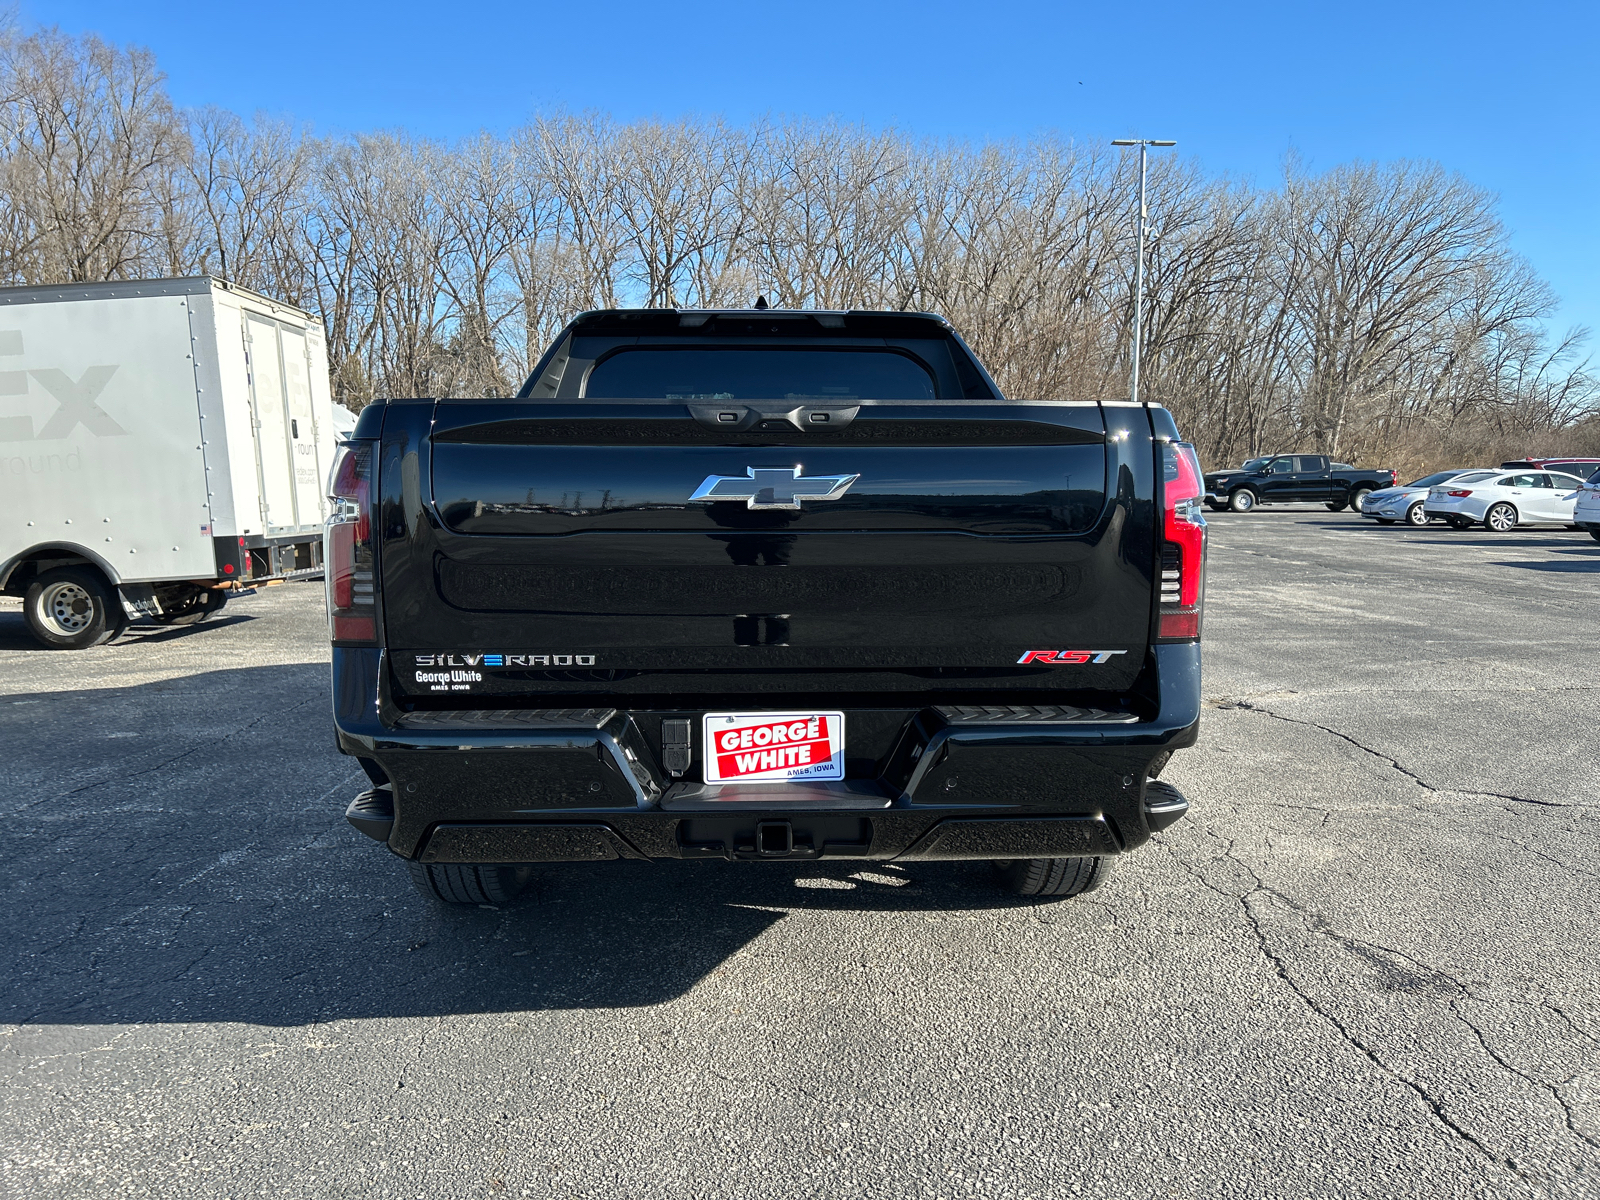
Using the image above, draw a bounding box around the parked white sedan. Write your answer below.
[1574,470,1600,543]
[1359,469,1487,525]
[1425,469,1589,531]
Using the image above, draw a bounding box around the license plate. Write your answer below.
[702,711,845,784]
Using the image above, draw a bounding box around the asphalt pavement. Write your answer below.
[1,510,1596,1199]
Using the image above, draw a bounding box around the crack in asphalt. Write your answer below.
[1221,700,1584,810]
[1164,838,1536,1190]
[1164,809,1600,1184]
[1252,881,1600,1157]
[1447,995,1600,1154]
[1180,696,1600,1170]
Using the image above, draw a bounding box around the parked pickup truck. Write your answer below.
[327,307,1205,905]
[1203,454,1395,513]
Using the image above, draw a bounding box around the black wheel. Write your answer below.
[1348,487,1373,511]
[1228,489,1257,513]
[1591,529,1600,544]
[1325,502,1345,512]
[1405,502,1428,526]
[408,861,533,905]
[23,566,126,650]
[993,856,1112,897]
[1484,503,1517,532]
[1447,516,1473,530]
[152,587,228,625]
[1376,518,1396,525]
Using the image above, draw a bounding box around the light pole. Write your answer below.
[1110,138,1176,404]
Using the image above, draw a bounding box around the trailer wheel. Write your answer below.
[23,567,126,650]
[993,856,1111,897]
[152,586,228,625]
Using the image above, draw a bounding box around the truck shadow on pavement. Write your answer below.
[0,611,255,651]
[0,663,1049,1028]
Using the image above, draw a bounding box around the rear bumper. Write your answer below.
[331,644,1202,863]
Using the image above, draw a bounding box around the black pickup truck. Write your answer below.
[1203,454,1395,513]
[326,308,1205,904]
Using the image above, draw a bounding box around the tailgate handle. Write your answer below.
[688,403,860,433]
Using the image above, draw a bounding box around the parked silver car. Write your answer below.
[1574,469,1600,542]
[1359,469,1489,526]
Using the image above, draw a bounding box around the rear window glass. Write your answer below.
[583,348,937,400]
[1407,471,1464,488]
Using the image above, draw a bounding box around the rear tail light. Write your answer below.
[326,441,377,643]
[1159,442,1207,641]
[1447,489,1473,497]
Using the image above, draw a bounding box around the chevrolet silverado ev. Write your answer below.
[327,308,1204,903]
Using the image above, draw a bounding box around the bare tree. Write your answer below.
[0,26,192,283]
[0,23,1594,449]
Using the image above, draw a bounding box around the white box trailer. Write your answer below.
[0,276,341,648]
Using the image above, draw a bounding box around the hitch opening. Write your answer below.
[756,820,793,856]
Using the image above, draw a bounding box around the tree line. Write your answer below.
[2,24,1594,471]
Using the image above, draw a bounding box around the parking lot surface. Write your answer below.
[2,511,1596,1199]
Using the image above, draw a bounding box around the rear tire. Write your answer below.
[1228,489,1257,513]
[23,566,126,650]
[408,862,533,905]
[1590,529,1600,544]
[1406,502,1428,526]
[1484,503,1517,532]
[1376,518,1396,525]
[1447,516,1473,530]
[994,856,1112,897]
[1325,502,1346,512]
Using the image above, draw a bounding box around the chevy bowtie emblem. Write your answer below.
[689,466,860,510]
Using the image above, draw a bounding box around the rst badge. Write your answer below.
[1016,650,1129,664]
[703,711,845,783]
[689,466,859,510]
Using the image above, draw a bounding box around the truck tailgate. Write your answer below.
[377,400,1157,700]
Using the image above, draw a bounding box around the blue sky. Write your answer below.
[31,0,1600,341]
